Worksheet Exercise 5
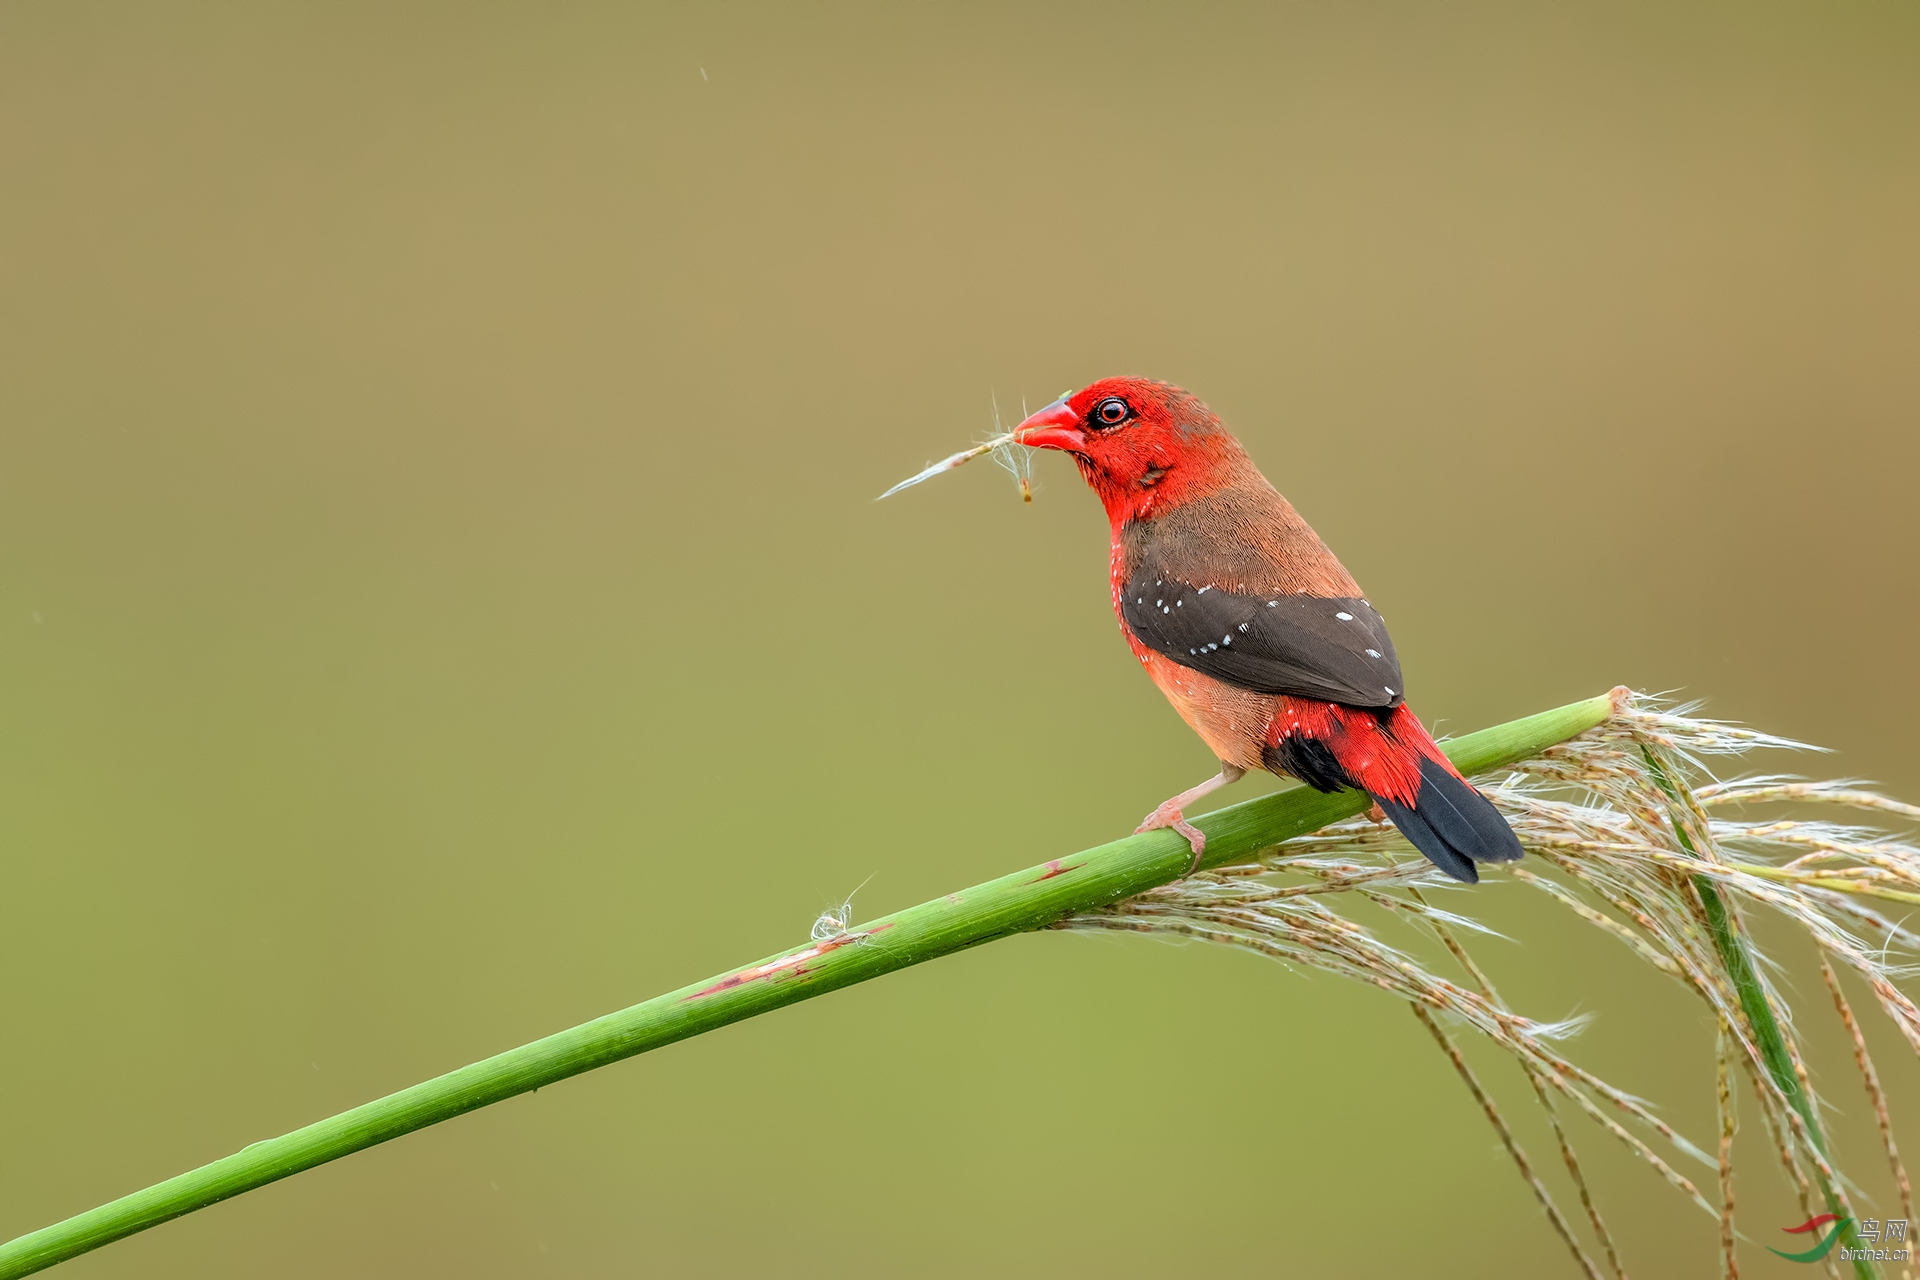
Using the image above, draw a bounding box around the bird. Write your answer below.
[1009,376,1523,883]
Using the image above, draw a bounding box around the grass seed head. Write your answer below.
[1065,693,1920,1271]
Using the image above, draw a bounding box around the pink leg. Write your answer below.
[1137,763,1248,873]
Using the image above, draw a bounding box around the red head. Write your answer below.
[1014,377,1249,525]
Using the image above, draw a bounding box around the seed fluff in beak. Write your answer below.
[877,395,1040,502]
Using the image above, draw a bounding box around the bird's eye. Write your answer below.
[1093,397,1131,427]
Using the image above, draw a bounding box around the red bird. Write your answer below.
[1011,377,1522,883]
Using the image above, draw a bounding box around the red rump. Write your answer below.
[1267,699,1456,806]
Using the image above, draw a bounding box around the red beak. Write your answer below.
[1013,399,1085,452]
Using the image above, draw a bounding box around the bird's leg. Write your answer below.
[1137,762,1247,874]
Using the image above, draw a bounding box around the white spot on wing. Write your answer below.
[1335,611,1354,621]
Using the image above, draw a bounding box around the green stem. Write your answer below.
[1714,862,1920,908]
[0,693,1617,1279]
[1642,747,1876,1280]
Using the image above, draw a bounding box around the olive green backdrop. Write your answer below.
[3,3,1917,1276]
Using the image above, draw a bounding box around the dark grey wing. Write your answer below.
[1119,571,1405,707]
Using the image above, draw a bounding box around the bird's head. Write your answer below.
[1013,377,1245,525]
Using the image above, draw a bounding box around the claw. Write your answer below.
[1137,804,1208,874]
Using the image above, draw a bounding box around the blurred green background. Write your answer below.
[3,3,1917,1275]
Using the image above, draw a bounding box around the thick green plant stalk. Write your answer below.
[0,693,1616,1279]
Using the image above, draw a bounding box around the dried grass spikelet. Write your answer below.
[1063,695,1920,1277]
[877,395,1040,502]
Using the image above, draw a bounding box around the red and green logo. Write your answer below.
[1770,1214,1851,1263]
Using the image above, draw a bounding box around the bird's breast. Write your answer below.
[1134,647,1278,772]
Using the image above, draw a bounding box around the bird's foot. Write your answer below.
[1137,802,1207,874]
[1367,801,1387,824]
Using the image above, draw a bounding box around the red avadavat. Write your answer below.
[1013,377,1522,881]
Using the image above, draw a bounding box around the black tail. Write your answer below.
[1372,756,1524,884]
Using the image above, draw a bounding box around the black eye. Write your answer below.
[1093,397,1130,427]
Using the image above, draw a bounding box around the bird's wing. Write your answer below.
[1119,570,1405,708]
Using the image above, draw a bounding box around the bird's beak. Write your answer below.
[1013,399,1085,452]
